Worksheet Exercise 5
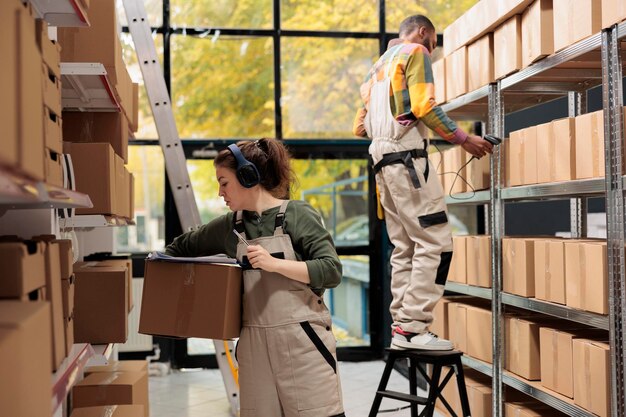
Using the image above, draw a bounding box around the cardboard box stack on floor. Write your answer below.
[58,0,138,220]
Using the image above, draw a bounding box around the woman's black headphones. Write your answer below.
[227,144,261,188]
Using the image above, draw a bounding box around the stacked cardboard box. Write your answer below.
[0,0,45,180]
[0,301,52,417]
[36,19,64,187]
[82,361,149,417]
[63,142,134,218]
[73,261,129,344]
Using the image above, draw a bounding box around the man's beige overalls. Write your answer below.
[235,201,345,417]
[365,44,453,335]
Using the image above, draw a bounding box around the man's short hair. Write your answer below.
[399,15,435,37]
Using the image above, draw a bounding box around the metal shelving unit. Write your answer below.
[60,215,135,229]
[28,0,89,27]
[51,343,94,416]
[445,282,492,300]
[460,356,597,417]
[444,189,490,205]
[61,63,121,112]
[0,165,93,210]
[442,20,626,417]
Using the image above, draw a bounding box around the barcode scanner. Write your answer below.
[483,134,502,146]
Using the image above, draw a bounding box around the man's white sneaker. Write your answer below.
[391,328,453,351]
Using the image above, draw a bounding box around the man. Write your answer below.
[354,15,492,350]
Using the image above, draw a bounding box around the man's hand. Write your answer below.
[246,245,277,272]
[461,134,494,158]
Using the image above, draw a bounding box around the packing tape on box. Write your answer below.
[90,372,122,403]
[175,263,196,335]
[551,331,558,390]
[580,244,586,310]
[100,405,118,417]
[545,242,551,301]
[584,343,592,409]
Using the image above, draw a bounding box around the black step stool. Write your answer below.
[369,348,471,417]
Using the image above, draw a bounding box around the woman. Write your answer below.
[165,138,346,417]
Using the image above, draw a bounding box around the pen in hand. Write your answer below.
[233,229,250,246]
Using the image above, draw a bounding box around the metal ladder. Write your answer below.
[120,0,240,414]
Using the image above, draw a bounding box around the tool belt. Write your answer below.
[372,148,429,189]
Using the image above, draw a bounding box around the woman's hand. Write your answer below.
[246,245,277,272]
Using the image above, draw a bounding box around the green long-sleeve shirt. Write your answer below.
[165,200,342,292]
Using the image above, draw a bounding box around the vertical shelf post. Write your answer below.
[488,82,504,417]
[601,24,626,417]
[568,91,588,238]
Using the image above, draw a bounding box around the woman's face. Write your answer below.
[216,165,248,211]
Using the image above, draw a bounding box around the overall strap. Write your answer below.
[274,200,290,235]
[234,211,246,237]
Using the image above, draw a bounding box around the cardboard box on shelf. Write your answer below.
[61,276,75,319]
[534,239,565,304]
[522,0,554,67]
[445,47,468,101]
[540,327,606,398]
[73,263,128,344]
[551,118,576,182]
[85,361,149,417]
[505,316,543,380]
[448,302,468,352]
[521,126,538,185]
[64,312,74,354]
[45,149,64,187]
[70,405,145,417]
[130,82,139,132]
[602,0,626,28]
[0,240,46,297]
[58,0,121,82]
[508,130,523,186]
[535,121,553,183]
[466,154,490,191]
[42,63,62,117]
[0,0,19,168]
[503,238,535,297]
[438,369,492,417]
[449,236,467,284]
[34,239,66,368]
[44,107,62,154]
[36,19,61,79]
[466,306,492,363]
[467,33,494,92]
[504,401,568,416]
[64,142,117,216]
[0,302,51,417]
[94,259,133,312]
[140,260,242,340]
[431,298,452,340]
[18,1,44,181]
[86,360,148,376]
[567,242,609,314]
[573,338,610,417]
[432,58,446,105]
[554,0,602,52]
[466,236,491,288]
[494,15,523,80]
[63,112,129,163]
[114,155,126,219]
[73,371,146,410]
[575,110,605,179]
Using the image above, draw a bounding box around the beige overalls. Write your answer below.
[365,45,453,335]
[235,201,345,417]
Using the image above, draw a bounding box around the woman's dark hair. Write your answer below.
[215,138,296,199]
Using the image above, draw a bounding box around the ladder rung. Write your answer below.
[376,390,428,405]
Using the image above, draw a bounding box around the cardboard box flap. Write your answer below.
[86,360,148,375]
[69,405,145,417]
